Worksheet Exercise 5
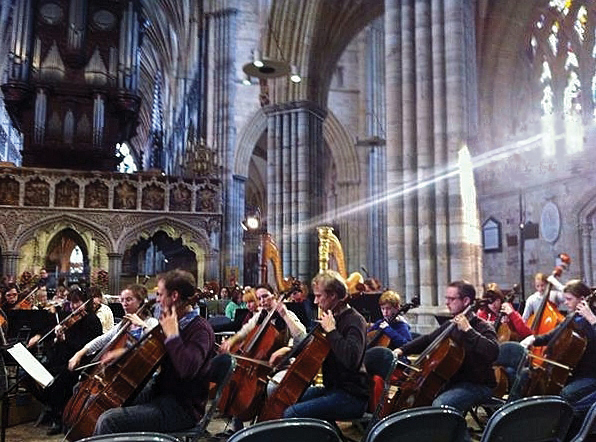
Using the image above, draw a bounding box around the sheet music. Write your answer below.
[7,342,54,388]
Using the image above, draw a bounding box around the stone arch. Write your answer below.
[13,213,114,252]
[117,217,212,285]
[116,216,211,257]
[576,192,596,286]
[264,1,384,106]
[234,108,360,184]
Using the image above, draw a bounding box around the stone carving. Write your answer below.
[84,180,108,208]
[141,183,164,210]
[114,181,137,210]
[0,176,19,205]
[24,178,50,207]
[55,179,79,207]
[170,184,191,212]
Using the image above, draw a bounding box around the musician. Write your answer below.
[394,281,499,415]
[367,290,412,349]
[27,286,103,435]
[219,283,307,363]
[521,280,596,422]
[282,270,369,421]
[522,272,566,321]
[1,283,20,311]
[93,269,215,435]
[89,286,115,333]
[241,288,259,325]
[288,280,317,331]
[68,284,158,371]
[224,286,246,320]
[478,283,532,340]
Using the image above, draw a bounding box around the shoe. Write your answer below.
[46,423,62,436]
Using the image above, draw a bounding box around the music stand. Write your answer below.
[0,341,54,442]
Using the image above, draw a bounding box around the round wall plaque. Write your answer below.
[540,201,561,243]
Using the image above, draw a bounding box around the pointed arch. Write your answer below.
[12,213,114,251]
[233,107,361,184]
[116,216,211,257]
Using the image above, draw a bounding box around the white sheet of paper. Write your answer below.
[7,342,54,388]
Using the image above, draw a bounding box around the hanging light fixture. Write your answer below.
[290,65,301,83]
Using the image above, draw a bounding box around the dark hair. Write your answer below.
[448,280,476,303]
[254,283,275,296]
[312,270,348,300]
[88,286,103,299]
[563,279,591,299]
[159,269,196,301]
[483,283,504,302]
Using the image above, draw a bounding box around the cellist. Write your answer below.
[93,269,215,435]
[282,270,369,422]
[478,283,532,340]
[219,283,307,363]
[366,290,412,349]
[393,281,499,416]
[521,280,596,431]
[67,284,158,371]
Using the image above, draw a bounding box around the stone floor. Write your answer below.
[3,411,488,442]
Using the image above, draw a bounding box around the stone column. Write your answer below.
[2,251,19,279]
[209,7,238,285]
[265,101,326,282]
[580,223,593,286]
[107,253,122,296]
[385,0,482,308]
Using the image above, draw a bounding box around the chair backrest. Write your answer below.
[227,418,343,442]
[365,405,467,442]
[569,400,596,442]
[480,395,574,442]
[78,432,181,442]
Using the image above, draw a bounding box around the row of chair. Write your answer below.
[76,397,596,442]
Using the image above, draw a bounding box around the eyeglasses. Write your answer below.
[445,296,461,302]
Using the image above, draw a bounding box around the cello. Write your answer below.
[64,324,166,441]
[217,290,292,421]
[366,297,420,349]
[524,293,593,396]
[381,301,483,417]
[257,323,330,421]
[62,300,156,429]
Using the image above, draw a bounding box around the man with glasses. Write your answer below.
[393,281,499,417]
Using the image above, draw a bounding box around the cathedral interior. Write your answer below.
[0,0,595,330]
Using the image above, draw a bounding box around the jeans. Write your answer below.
[562,377,596,413]
[94,393,196,435]
[432,382,493,414]
[283,386,368,421]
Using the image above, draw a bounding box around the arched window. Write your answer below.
[116,142,138,173]
[530,1,595,155]
[70,245,84,274]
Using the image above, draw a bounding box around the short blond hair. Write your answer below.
[379,290,401,308]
